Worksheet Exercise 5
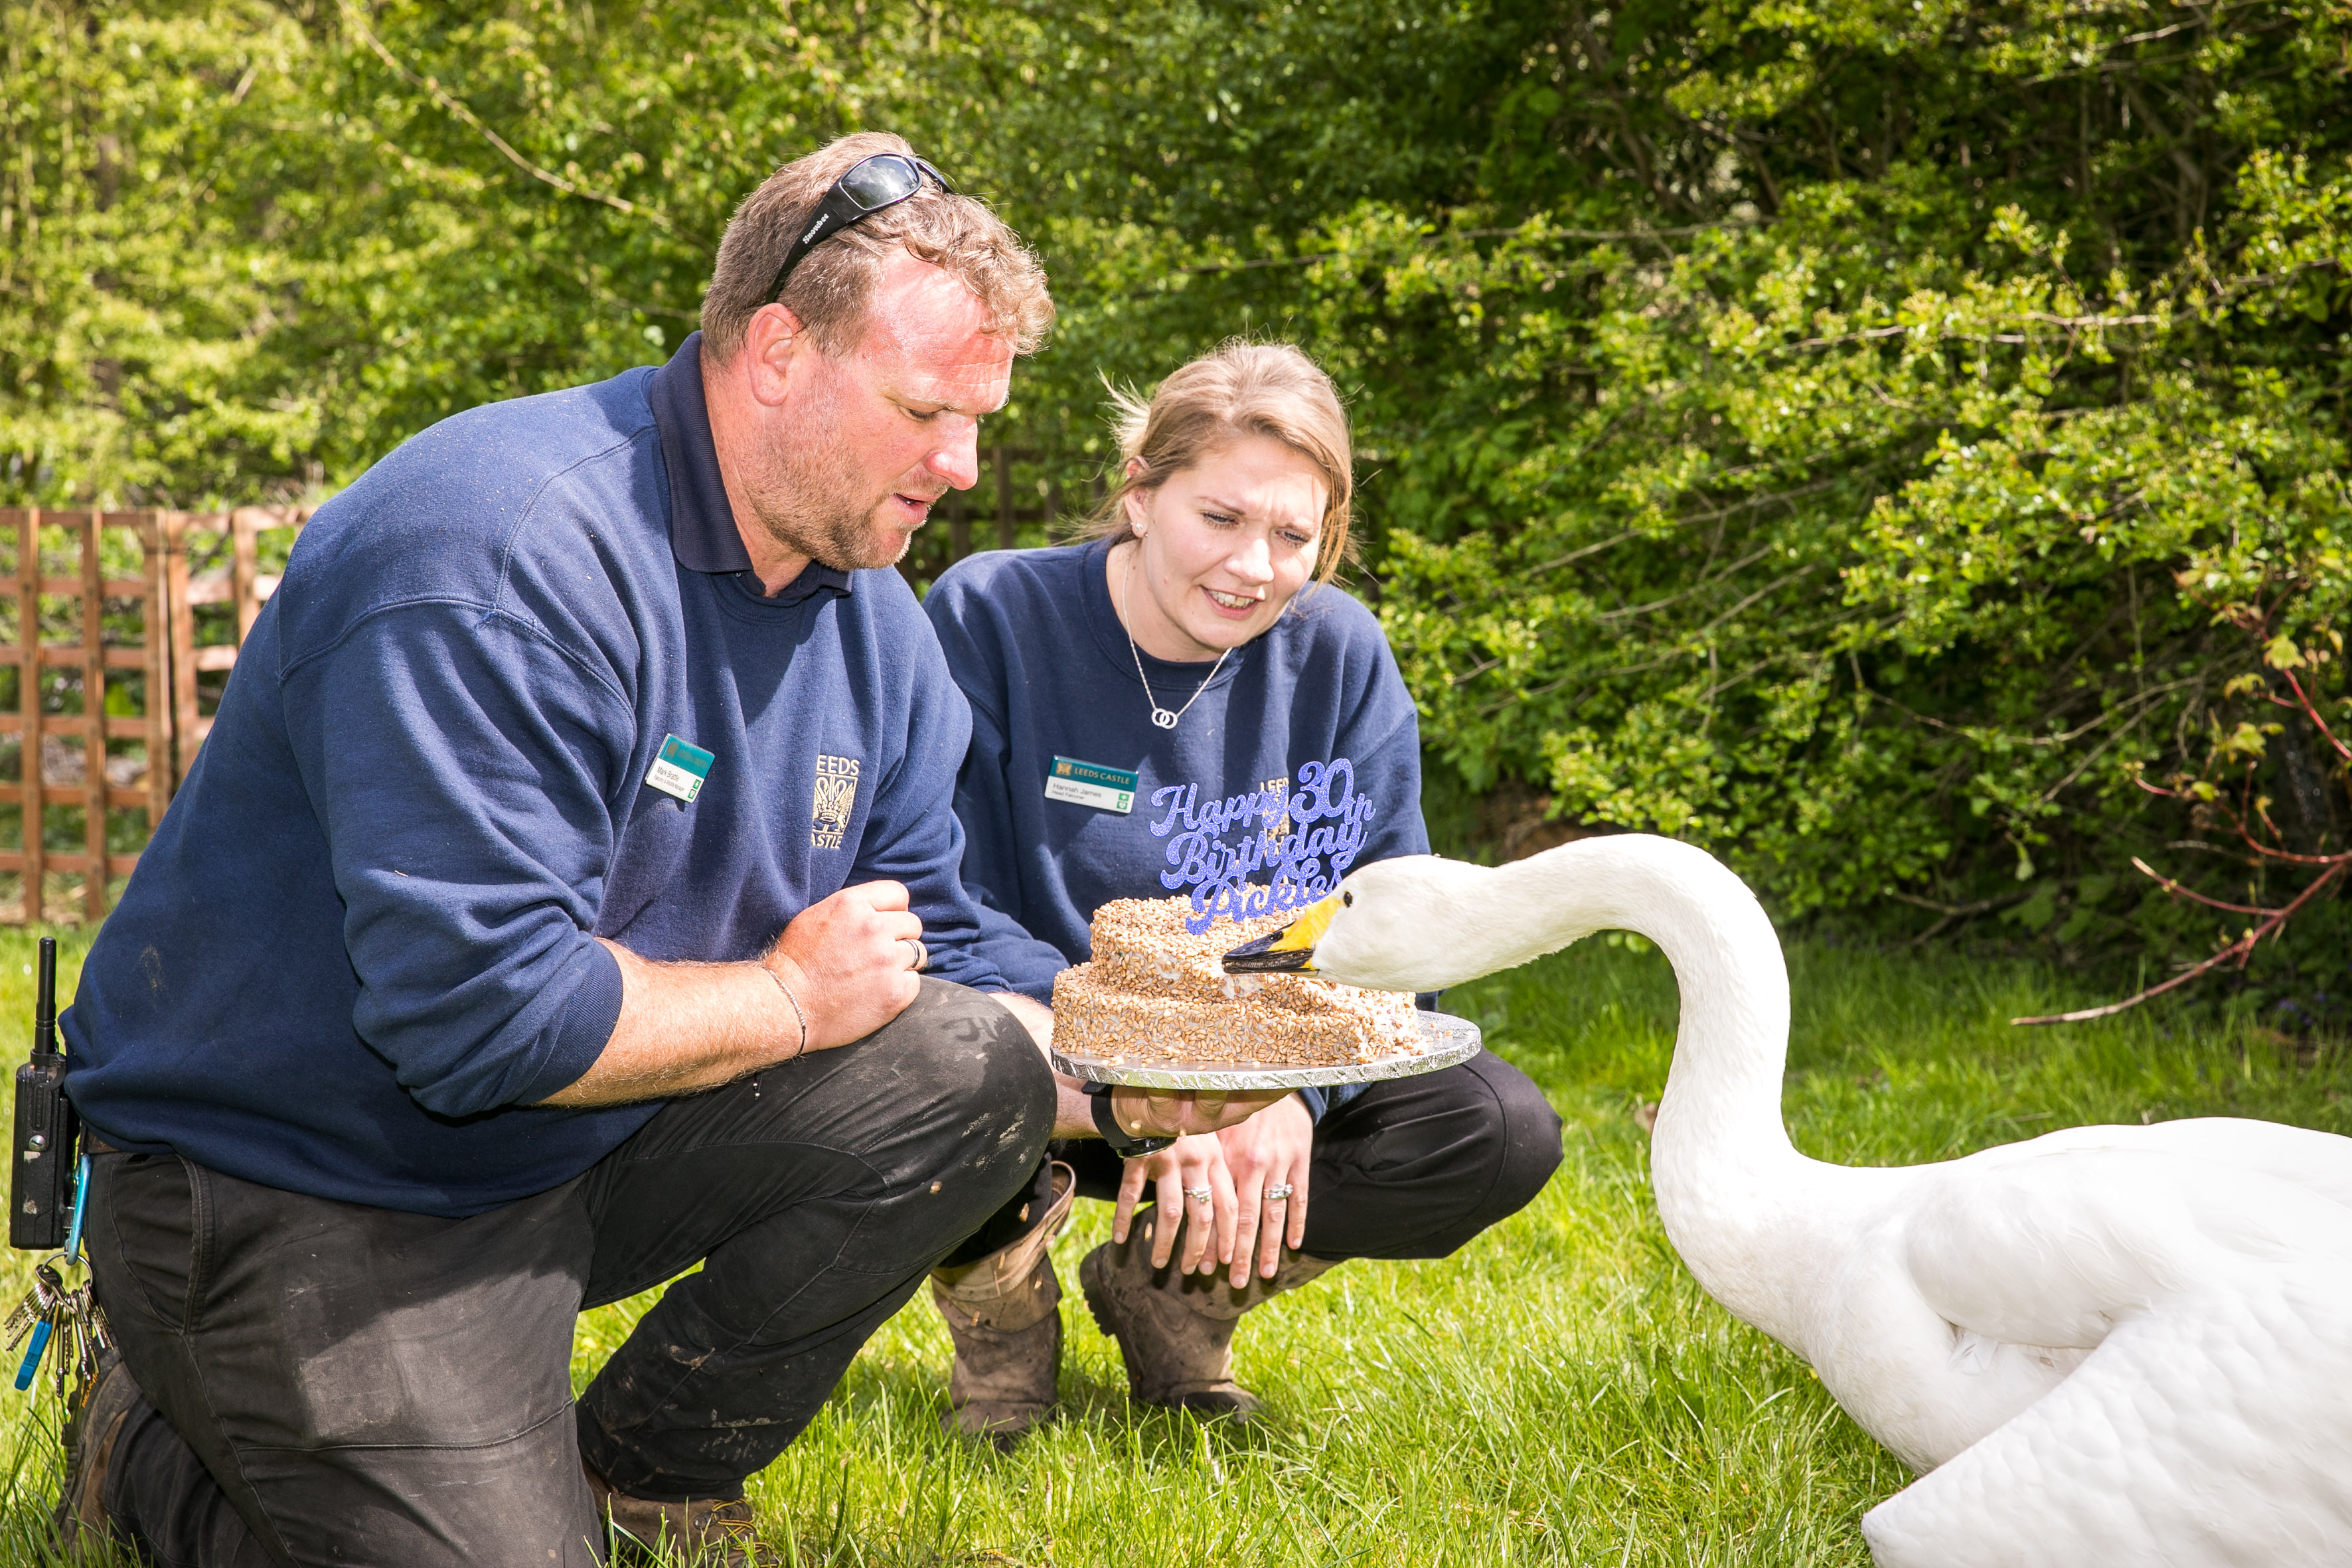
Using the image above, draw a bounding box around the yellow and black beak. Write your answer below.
[1221,891,1343,974]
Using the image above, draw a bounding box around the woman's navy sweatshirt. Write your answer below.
[62,334,1017,1217]
[925,539,1431,1118]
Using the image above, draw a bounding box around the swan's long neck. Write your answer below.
[1488,838,1826,1337]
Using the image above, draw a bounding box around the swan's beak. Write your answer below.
[1221,892,1343,973]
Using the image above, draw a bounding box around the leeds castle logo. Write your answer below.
[811,755,860,849]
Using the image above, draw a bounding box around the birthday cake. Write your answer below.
[1050,896,1422,1067]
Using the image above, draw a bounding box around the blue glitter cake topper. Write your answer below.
[1147,757,1376,933]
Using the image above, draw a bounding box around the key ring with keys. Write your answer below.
[8,1154,110,1400]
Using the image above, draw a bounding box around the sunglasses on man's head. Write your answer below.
[763,153,957,305]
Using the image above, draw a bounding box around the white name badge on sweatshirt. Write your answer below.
[1044,755,1137,815]
[645,734,715,804]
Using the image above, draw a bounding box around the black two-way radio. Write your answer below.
[10,939,75,1251]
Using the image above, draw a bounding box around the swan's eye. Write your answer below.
[1342,891,1353,907]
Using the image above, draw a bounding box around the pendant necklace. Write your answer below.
[1120,544,1230,730]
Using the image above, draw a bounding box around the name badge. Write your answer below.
[645,734,714,804]
[1044,755,1137,815]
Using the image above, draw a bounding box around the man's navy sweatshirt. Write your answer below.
[63,333,1020,1218]
[925,539,1431,1119]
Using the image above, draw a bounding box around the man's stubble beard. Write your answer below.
[741,380,918,573]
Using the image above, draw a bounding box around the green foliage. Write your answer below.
[0,1,347,503]
[5,0,2351,987]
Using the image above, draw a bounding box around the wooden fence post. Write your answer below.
[167,512,196,793]
[143,514,174,837]
[18,509,42,925]
[78,510,106,924]
[231,507,261,641]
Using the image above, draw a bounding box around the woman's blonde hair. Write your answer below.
[1081,341,1354,584]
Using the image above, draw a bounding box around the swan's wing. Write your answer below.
[1856,1153,2352,1567]
[2016,1117,2352,1212]
[1907,1144,2352,1352]
[1802,1234,2085,1474]
[1861,1252,2352,1568]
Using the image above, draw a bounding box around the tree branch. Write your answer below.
[339,0,673,231]
[2013,861,2346,1025]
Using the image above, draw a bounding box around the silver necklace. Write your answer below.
[1120,544,1231,730]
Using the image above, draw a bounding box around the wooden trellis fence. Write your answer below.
[0,507,306,926]
[0,449,1087,926]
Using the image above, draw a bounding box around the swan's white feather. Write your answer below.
[1302,837,2352,1565]
[1865,1186,2352,1566]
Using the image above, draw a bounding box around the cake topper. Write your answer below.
[1147,757,1377,933]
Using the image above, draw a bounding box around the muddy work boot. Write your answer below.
[588,1464,780,1567]
[928,1161,1077,1447]
[1078,1208,1337,1419]
[52,1344,143,1561]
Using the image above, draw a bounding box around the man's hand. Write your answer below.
[767,880,924,1050]
[538,882,927,1107]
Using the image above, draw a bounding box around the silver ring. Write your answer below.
[902,938,927,972]
[1265,1184,1293,1202]
[1186,1186,1213,1205]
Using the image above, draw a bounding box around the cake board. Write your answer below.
[1050,1009,1482,1091]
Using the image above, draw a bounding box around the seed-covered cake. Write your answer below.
[1051,896,1422,1067]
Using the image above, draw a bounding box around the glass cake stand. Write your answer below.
[1049,1009,1482,1091]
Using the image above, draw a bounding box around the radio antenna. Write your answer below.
[33,938,54,1061]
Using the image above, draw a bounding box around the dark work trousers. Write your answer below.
[941,1051,1564,1270]
[80,979,1055,1568]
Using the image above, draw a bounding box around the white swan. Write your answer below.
[1224,834,2352,1567]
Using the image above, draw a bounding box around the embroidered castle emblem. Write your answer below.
[811,755,860,849]
[1257,775,1291,854]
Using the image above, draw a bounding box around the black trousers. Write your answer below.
[943,1052,1564,1269]
[82,980,1054,1568]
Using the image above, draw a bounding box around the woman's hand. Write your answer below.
[1114,1133,1235,1273]
[1215,1093,1314,1286]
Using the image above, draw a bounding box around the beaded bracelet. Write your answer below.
[764,965,809,1060]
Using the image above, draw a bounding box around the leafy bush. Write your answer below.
[1308,0,2352,1006]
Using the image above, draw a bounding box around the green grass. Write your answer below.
[0,927,2345,1565]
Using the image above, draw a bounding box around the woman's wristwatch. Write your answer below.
[1084,1082,1177,1158]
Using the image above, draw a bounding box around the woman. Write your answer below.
[923,342,1562,1443]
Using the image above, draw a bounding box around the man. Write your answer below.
[51,133,1267,1567]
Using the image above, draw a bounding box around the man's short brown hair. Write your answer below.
[700,133,1054,362]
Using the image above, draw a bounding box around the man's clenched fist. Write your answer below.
[765,880,925,1052]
